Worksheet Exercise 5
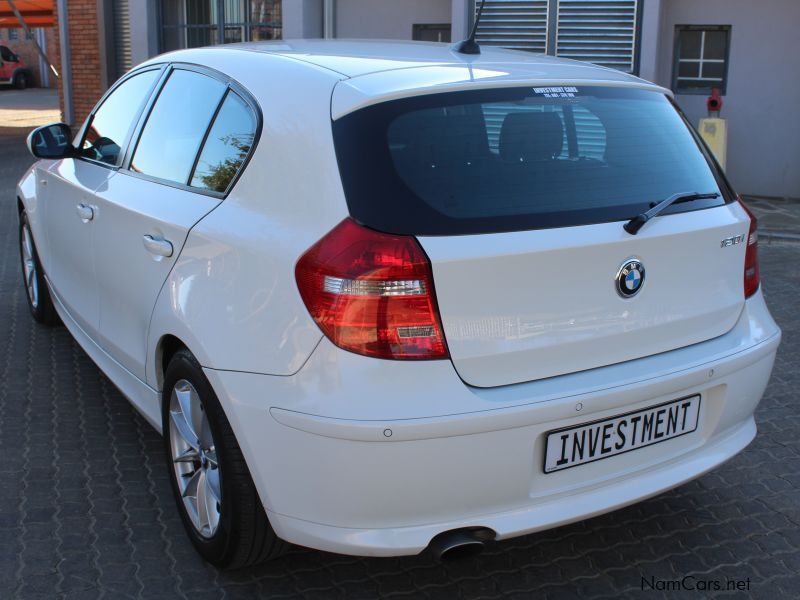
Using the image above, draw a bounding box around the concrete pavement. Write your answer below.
[743,196,800,242]
[1,128,799,599]
[0,88,60,128]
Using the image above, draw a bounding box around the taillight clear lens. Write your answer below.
[295,219,449,360]
[738,198,760,298]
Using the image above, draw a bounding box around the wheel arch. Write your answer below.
[155,333,190,392]
[12,67,32,87]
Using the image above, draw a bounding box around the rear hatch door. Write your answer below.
[332,83,749,387]
[418,206,748,387]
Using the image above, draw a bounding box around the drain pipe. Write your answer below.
[323,0,336,39]
[56,0,74,125]
[37,28,49,88]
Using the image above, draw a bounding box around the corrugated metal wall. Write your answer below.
[475,0,640,73]
[555,0,638,71]
[474,0,549,53]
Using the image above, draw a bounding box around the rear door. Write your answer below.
[332,85,749,387]
[90,66,258,381]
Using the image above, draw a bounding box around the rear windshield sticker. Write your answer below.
[533,86,578,98]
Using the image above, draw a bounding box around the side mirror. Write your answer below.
[27,123,75,159]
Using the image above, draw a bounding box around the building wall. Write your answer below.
[0,27,58,88]
[655,0,800,198]
[637,0,663,83]
[50,0,799,197]
[52,0,106,126]
[450,0,469,42]
[335,0,451,40]
[284,0,323,38]
[129,0,158,68]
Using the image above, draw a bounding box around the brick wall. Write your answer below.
[0,27,58,88]
[52,0,104,126]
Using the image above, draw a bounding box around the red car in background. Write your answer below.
[0,44,32,89]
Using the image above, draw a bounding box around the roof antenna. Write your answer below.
[454,0,487,55]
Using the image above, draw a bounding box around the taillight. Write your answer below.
[295,218,449,360]
[738,198,760,298]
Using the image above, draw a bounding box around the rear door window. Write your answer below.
[333,86,726,236]
[130,69,227,185]
[190,91,257,193]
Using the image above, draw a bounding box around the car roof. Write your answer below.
[144,39,669,118]
[232,39,642,81]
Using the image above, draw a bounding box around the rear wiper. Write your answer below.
[623,192,721,235]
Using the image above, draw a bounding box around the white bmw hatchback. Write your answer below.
[17,40,780,567]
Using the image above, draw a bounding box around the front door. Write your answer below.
[43,68,162,335]
[42,160,109,333]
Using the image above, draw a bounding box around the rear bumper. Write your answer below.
[267,417,756,556]
[205,290,780,556]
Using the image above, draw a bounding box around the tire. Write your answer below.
[18,212,58,326]
[162,349,286,569]
[13,72,28,90]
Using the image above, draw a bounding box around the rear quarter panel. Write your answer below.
[146,51,350,386]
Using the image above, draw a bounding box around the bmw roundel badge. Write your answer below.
[616,259,645,298]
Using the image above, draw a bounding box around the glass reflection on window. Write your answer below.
[81,70,158,166]
[130,69,227,184]
[191,92,257,193]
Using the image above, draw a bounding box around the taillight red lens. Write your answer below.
[295,219,449,360]
[738,198,760,298]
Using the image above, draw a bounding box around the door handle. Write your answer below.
[142,234,174,258]
[76,203,94,222]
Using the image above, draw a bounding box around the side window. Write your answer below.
[130,69,227,184]
[190,91,257,193]
[81,70,160,166]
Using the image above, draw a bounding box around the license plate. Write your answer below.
[543,395,701,474]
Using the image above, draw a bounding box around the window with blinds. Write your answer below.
[474,0,640,73]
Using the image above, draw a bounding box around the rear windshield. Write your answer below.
[332,86,728,235]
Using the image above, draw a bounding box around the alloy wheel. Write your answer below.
[20,223,38,309]
[168,379,222,538]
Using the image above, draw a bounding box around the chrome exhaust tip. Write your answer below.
[428,528,494,561]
